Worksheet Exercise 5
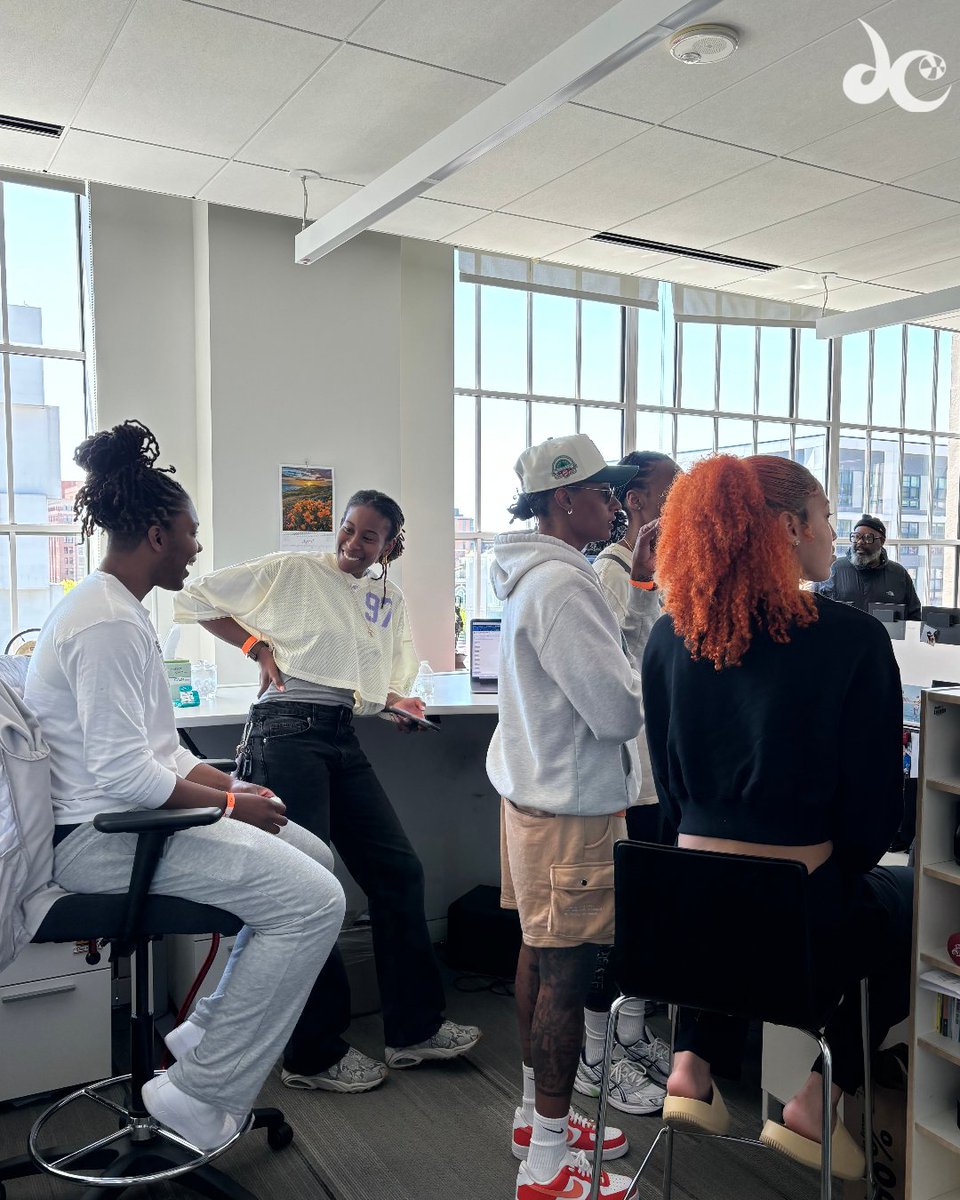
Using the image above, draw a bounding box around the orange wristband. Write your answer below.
[240,635,259,657]
[630,579,657,591]
[222,792,236,819]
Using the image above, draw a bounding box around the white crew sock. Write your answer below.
[583,1007,610,1067]
[164,1018,205,1061]
[142,1073,242,1151]
[615,999,647,1048]
[525,1110,569,1183]
[521,1062,536,1125]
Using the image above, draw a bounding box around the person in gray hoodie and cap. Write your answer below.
[487,433,661,1200]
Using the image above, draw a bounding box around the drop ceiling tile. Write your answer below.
[541,239,672,275]
[872,254,960,294]
[370,197,483,240]
[504,127,768,231]
[445,212,592,259]
[351,0,618,84]
[791,91,960,184]
[898,156,960,204]
[425,106,647,211]
[0,0,130,126]
[643,257,751,289]
[49,130,224,196]
[242,44,497,183]
[199,161,359,219]
[663,1,960,156]
[823,281,920,310]
[578,0,881,124]
[75,0,338,157]
[713,186,959,266]
[612,159,873,248]
[0,129,60,174]
[793,213,960,278]
[720,268,843,303]
[188,0,381,38]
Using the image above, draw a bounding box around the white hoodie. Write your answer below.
[485,532,644,816]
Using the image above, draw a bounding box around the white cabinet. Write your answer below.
[0,940,111,1102]
[909,687,960,1200]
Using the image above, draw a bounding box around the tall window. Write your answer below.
[0,179,90,650]
[454,254,960,624]
[454,275,625,647]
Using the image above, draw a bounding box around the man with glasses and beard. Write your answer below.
[814,513,921,620]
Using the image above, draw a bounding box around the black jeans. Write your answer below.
[240,701,445,1073]
[675,859,914,1095]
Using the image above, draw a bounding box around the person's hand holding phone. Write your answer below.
[386,695,428,734]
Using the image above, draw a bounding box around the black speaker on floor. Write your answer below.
[445,885,521,979]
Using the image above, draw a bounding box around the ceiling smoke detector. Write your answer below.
[668,24,739,65]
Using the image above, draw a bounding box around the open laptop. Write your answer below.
[469,618,501,693]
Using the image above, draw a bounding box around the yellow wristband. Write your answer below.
[222,792,236,819]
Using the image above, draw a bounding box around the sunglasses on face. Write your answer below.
[569,485,616,503]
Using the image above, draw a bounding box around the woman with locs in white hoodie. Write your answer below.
[486,433,662,1200]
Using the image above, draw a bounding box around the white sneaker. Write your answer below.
[164,1019,204,1061]
[616,1024,670,1087]
[384,1020,480,1068]
[516,1150,638,1200]
[281,1045,387,1093]
[573,1052,666,1116]
[512,1106,628,1160]
[142,1073,242,1151]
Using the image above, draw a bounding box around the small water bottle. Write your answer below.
[191,659,218,701]
[413,661,435,704]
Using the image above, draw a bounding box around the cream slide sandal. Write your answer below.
[759,1117,865,1180]
[662,1085,731,1135]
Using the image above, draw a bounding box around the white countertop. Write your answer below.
[174,671,498,727]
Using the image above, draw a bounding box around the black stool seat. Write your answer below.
[35,893,242,942]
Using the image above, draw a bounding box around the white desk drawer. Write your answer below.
[0,940,107,988]
[0,967,112,1102]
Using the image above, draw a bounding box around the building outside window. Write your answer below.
[454,253,960,640]
[0,179,91,651]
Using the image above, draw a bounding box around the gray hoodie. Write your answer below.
[485,532,644,816]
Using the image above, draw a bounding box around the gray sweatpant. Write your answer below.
[54,817,345,1117]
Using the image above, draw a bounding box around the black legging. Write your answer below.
[675,858,914,1094]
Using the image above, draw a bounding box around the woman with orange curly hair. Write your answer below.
[642,455,913,1181]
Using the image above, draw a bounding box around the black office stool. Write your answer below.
[0,807,292,1200]
[589,841,875,1200]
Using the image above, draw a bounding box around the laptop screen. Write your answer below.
[470,619,501,682]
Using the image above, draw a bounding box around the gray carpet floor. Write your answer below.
[0,973,830,1199]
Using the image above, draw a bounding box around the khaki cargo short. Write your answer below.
[500,798,626,949]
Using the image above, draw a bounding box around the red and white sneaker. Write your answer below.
[511,1107,628,1160]
[516,1150,637,1200]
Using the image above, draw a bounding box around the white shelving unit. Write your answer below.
[910,687,960,1200]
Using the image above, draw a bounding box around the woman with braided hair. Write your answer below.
[25,420,345,1151]
[174,490,480,1096]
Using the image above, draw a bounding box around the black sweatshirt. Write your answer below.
[641,595,903,875]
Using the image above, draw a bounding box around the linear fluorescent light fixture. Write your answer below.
[294,0,721,265]
[815,283,960,340]
[0,114,64,138]
[591,231,780,273]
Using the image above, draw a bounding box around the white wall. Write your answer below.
[89,186,455,684]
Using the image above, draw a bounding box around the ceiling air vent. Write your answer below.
[590,232,780,274]
[0,114,64,138]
